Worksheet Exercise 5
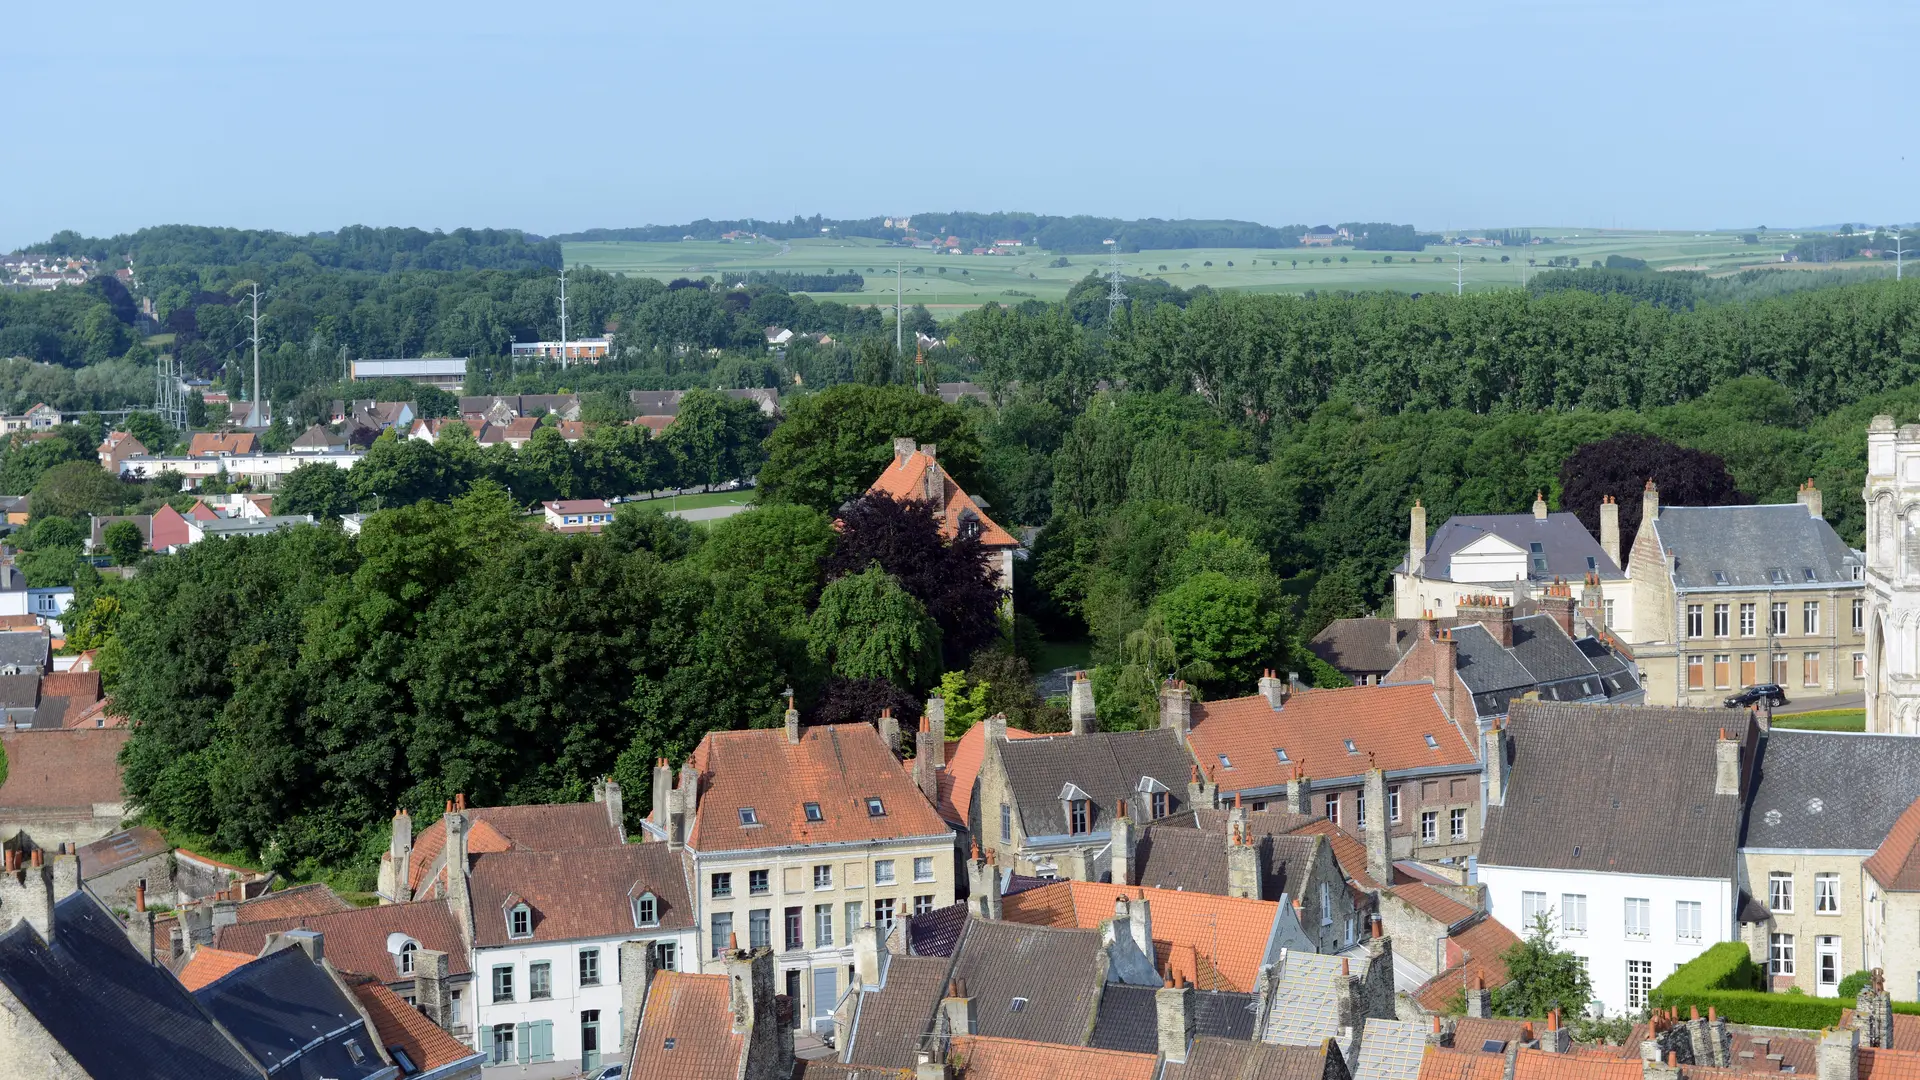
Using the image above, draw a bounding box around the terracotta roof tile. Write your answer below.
[1450,1018,1530,1052]
[76,826,168,877]
[867,449,1018,549]
[1290,818,1384,891]
[176,947,256,991]
[1861,1048,1920,1080]
[188,432,256,456]
[348,975,483,1073]
[40,671,100,708]
[0,728,127,808]
[938,722,1042,826]
[468,841,694,947]
[1170,1036,1339,1080]
[689,723,948,852]
[998,880,1278,992]
[1843,1012,1920,1053]
[1511,1049,1650,1080]
[405,800,622,894]
[1187,683,1475,798]
[947,1035,1159,1080]
[629,971,743,1080]
[1393,883,1477,927]
[214,898,471,978]
[1419,1046,1510,1080]
[1867,795,1920,891]
[231,882,354,922]
[1412,916,1524,1012]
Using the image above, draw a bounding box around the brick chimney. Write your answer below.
[1433,628,1468,722]
[893,437,917,465]
[877,708,901,756]
[1409,500,1427,576]
[1484,722,1508,807]
[1225,823,1261,900]
[388,808,413,903]
[1111,802,1135,887]
[1817,1027,1857,1080]
[1286,765,1311,816]
[1715,727,1742,796]
[2,849,54,938]
[1465,972,1491,1019]
[651,757,673,832]
[940,979,976,1037]
[1579,572,1604,628]
[1642,478,1661,539]
[1799,479,1823,520]
[1159,680,1192,742]
[1533,491,1548,521]
[1539,578,1576,638]
[1156,973,1196,1064]
[1070,671,1096,736]
[598,777,624,842]
[1187,762,1217,810]
[966,843,1000,920]
[1364,764,1390,886]
[1541,1009,1570,1053]
[1600,496,1621,568]
[443,806,474,946]
[920,445,944,504]
[913,717,944,807]
[1259,669,1288,709]
[784,694,800,745]
[1456,595,1514,648]
[925,694,947,734]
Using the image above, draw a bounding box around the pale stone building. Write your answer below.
[1865,416,1920,733]
[1394,493,1634,633]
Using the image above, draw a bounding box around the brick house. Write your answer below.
[868,438,1021,603]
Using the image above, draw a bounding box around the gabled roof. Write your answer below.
[1136,817,1325,902]
[405,800,623,894]
[1392,883,1476,928]
[193,945,388,1079]
[1171,1037,1346,1080]
[1866,795,1920,891]
[0,727,127,809]
[347,974,486,1076]
[1841,1012,1920,1052]
[1088,984,1258,1053]
[948,918,1106,1045]
[0,891,260,1080]
[1511,1049,1643,1080]
[1480,702,1753,880]
[1260,948,1378,1045]
[996,728,1193,840]
[1446,617,1642,719]
[689,723,948,852]
[843,954,952,1068]
[868,446,1018,548]
[1649,503,1862,590]
[467,841,694,947]
[1410,512,1622,582]
[1186,683,1474,795]
[0,628,50,671]
[187,432,255,456]
[938,720,1043,826]
[1409,916,1523,1012]
[630,970,744,1080]
[177,946,257,991]
[1290,818,1383,891]
[1419,1046,1509,1080]
[230,882,355,922]
[1310,618,1420,676]
[76,825,167,877]
[999,880,1278,992]
[905,902,971,957]
[1744,731,1920,851]
[1355,1017,1433,1080]
[214,897,472,979]
[947,1035,1160,1080]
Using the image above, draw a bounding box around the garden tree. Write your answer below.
[809,676,921,729]
[1153,569,1285,696]
[122,411,172,453]
[1302,561,1370,638]
[661,388,768,489]
[1493,916,1596,1019]
[807,566,942,691]
[259,416,296,453]
[694,503,837,622]
[1559,431,1746,543]
[966,645,1064,733]
[31,459,127,519]
[757,384,984,513]
[1101,612,1217,730]
[952,302,1095,412]
[277,461,355,519]
[977,397,1065,526]
[0,427,91,493]
[826,494,1004,666]
[349,429,459,508]
[933,669,992,737]
[102,519,144,565]
[605,504,703,561]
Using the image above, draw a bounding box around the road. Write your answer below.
[1771,693,1862,715]
[664,504,750,522]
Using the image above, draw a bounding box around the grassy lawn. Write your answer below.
[1033,638,1093,674]
[626,489,754,512]
[1770,709,1865,732]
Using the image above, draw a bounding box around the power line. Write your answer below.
[557,267,570,368]
[1454,252,1468,296]
[1104,238,1127,320]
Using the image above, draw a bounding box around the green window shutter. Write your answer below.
[533,1020,554,1062]
[516,1022,531,1064]
[615,1008,623,1052]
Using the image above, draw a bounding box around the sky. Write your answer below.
[5,1,1918,249]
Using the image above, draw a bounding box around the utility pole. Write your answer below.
[243,283,264,428]
[1454,252,1468,296]
[1104,238,1127,321]
[1892,230,1911,281]
[556,267,570,368]
[895,261,903,355]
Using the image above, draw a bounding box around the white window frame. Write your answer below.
[1770,932,1796,976]
[1521,891,1547,927]
[1561,894,1587,937]
[1804,601,1821,636]
[1676,900,1702,943]
[1816,873,1840,914]
[1625,897,1651,940]
[1770,871,1794,914]
[914,857,935,883]
[1420,810,1438,843]
[874,860,896,885]
[1627,959,1653,1011]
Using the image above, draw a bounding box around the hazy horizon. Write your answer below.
[6,0,1917,251]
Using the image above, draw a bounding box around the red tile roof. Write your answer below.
[176,947,256,991]
[1412,916,1523,1011]
[232,882,354,922]
[1420,1046,1510,1080]
[63,696,122,729]
[1451,1018,1531,1051]
[998,879,1278,992]
[867,448,1018,549]
[467,842,694,947]
[349,976,483,1074]
[948,1035,1159,1080]
[1867,795,1920,891]
[1394,882,1478,927]
[0,728,127,809]
[689,723,948,852]
[1512,1049,1643,1080]
[188,432,256,456]
[1289,817,1383,890]
[214,898,471,979]
[630,971,743,1080]
[1861,1049,1920,1080]
[1842,1012,1920,1052]
[938,721,1043,826]
[1187,683,1473,797]
[405,801,622,894]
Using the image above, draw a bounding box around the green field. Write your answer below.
[1769,709,1865,732]
[630,489,753,512]
[562,228,1859,317]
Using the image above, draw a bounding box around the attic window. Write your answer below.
[1423,734,1439,750]
[1586,556,1597,571]
[1010,997,1029,1013]
[1217,754,1233,769]
[344,1039,366,1065]
[1713,571,1729,586]
[633,892,659,928]
[804,802,823,822]
[1344,739,1357,754]
[1529,542,1548,573]
[1275,748,1290,763]
[508,903,533,939]
[1770,568,1787,585]
[389,1046,418,1075]
[399,940,417,974]
[1803,568,1817,582]
[664,1037,678,1050]
[867,798,886,817]
[739,807,759,826]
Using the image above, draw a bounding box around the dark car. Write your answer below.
[1724,684,1788,709]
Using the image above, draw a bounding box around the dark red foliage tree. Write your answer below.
[827,493,1004,668]
[1559,433,1747,546]
[809,676,921,729]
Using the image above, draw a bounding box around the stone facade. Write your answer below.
[1866,417,1920,733]
[1738,850,1869,996]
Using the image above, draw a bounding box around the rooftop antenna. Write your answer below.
[1104,238,1127,321]
[556,267,570,368]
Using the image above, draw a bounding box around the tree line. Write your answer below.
[26,224,561,272]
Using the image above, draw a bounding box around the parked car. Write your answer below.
[581,1065,623,1080]
[1724,683,1788,709]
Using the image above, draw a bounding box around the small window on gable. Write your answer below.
[1344,739,1357,754]
[1217,753,1232,769]
[1423,733,1438,749]
[508,903,533,939]
[1275,747,1289,763]
[739,807,759,826]
[633,892,659,927]
[804,802,823,823]
[866,797,886,817]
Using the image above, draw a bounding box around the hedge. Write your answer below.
[1652,942,1920,1029]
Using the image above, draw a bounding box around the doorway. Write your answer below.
[1816,936,1841,997]
[812,967,838,1035]
[581,1009,601,1073]
[785,969,802,1029]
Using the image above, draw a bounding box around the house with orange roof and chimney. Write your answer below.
[96,430,147,472]
[868,437,1021,607]
[625,940,795,1080]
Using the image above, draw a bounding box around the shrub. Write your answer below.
[1654,944,1920,1028]
[1839,970,1875,999]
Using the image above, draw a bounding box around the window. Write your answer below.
[712,873,733,899]
[1069,799,1090,834]
[1326,795,1341,825]
[711,913,732,958]
[1151,790,1168,818]
[815,905,834,946]
[1676,901,1702,943]
[1521,891,1547,926]
[914,857,934,882]
[1816,873,1840,914]
[492,965,515,1003]
[1604,598,1616,627]
[1770,872,1794,913]
[845,902,862,939]
[1805,651,1822,687]
[530,960,552,1000]
[1771,602,1789,635]
[1000,804,1011,843]
[1773,652,1791,685]
[739,807,759,826]
[1688,655,1705,690]
[580,948,600,987]
[1389,788,1402,822]
[1714,604,1730,636]
[1688,605,1704,638]
[634,893,658,927]
[1561,894,1587,937]
[1530,541,1548,574]
[1741,603,1756,636]
[1420,810,1438,843]
[1714,654,1730,689]
[875,860,896,885]
[814,865,832,890]
[1805,602,1821,635]
[399,940,416,974]
[1855,599,1866,632]
[491,1024,516,1065]
[1625,897,1650,939]
[1819,935,1841,988]
[749,909,770,949]
[785,907,803,951]
[508,903,532,939]
[749,869,770,896]
[1772,569,1789,585]
[1450,807,1467,840]
[1770,932,1796,975]
[1424,733,1440,750]
[804,802,823,822]
[1218,754,1233,769]
[1627,960,1653,1012]
[1356,789,1366,827]
[866,797,886,817]
[1857,653,1868,679]
[874,898,896,933]
[915,894,936,915]
[345,1038,365,1065]
[1741,654,1758,687]
[1343,739,1358,754]
[1275,747,1290,764]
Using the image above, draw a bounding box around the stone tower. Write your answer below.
[1864,416,1920,733]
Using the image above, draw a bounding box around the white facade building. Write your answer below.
[1865,415,1920,732]
[118,450,362,488]
[1395,496,1635,635]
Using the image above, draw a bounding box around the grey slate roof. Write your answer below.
[1450,617,1642,720]
[1309,618,1418,678]
[1353,1017,1430,1080]
[0,629,48,672]
[905,902,969,957]
[1137,817,1324,902]
[1410,512,1623,582]
[1741,730,1920,850]
[627,390,686,416]
[844,953,951,1069]
[1089,984,1258,1053]
[1173,1038,1343,1080]
[0,891,260,1080]
[1651,504,1863,590]
[1480,702,1754,880]
[0,672,38,708]
[998,728,1194,839]
[948,918,1105,1046]
[1260,950,1377,1046]
[194,944,389,1079]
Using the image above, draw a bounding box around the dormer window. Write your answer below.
[804,802,823,823]
[399,940,416,974]
[1586,556,1597,571]
[633,892,659,928]
[1770,568,1787,585]
[1803,568,1817,582]
[739,807,759,826]
[1424,734,1439,750]
[1069,799,1090,834]
[508,903,533,939]
[866,798,886,817]
[1713,570,1729,585]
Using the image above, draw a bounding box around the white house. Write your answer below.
[1396,495,1634,635]
[1478,700,1756,1015]
[542,499,614,533]
[118,450,362,488]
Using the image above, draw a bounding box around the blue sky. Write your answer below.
[4,1,1916,248]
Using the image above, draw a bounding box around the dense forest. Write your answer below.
[26,224,560,273]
